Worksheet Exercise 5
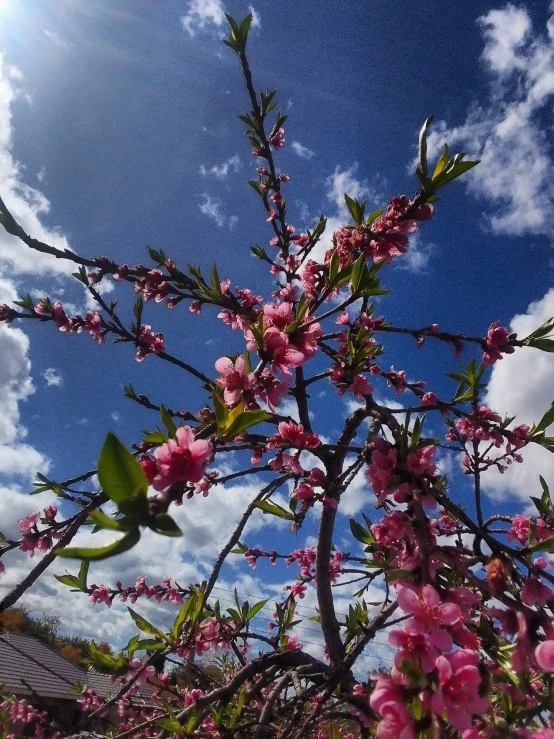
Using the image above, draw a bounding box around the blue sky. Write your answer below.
[0,0,553,664]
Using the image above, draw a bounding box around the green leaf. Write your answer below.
[87,510,130,531]
[247,600,268,620]
[54,573,81,588]
[254,499,294,520]
[149,513,182,537]
[432,143,449,179]
[58,529,141,561]
[78,560,89,590]
[128,607,166,639]
[159,404,178,437]
[349,519,373,545]
[418,114,434,178]
[157,718,184,735]
[98,431,148,505]
[534,400,554,435]
[224,409,271,439]
[172,596,194,639]
[530,535,554,553]
[0,531,6,542]
[434,159,479,188]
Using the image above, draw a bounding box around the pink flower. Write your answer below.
[152,427,212,490]
[215,355,255,406]
[284,633,302,650]
[535,640,554,671]
[388,628,438,674]
[521,577,552,607]
[370,675,414,739]
[294,482,315,501]
[482,321,514,366]
[431,650,489,731]
[18,512,39,536]
[507,515,530,545]
[406,445,436,476]
[349,374,373,399]
[367,438,397,500]
[420,391,437,407]
[269,127,285,149]
[397,585,461,650]
[51,301,73,332]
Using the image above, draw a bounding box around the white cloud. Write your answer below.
[84,277,114,311]
[0,54,73,276]
[248,5,261,29]
[199,194,237,230]
[483,289,554,505]
[36,167,46,183]
[291,141,315,160]
[110,411,121,422]
[199,154,240,180]
[199,194,225,226]
[43,367,62,387]
[182,0,226,37]
[42,29,73,51]
[396,232,434,273]
[425,5,554,237]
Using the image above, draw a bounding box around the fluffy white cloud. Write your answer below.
[425,4,554,236]
[483,289,554,505]
[291,141,315,160]
[248,5,261,29]
[396,232,434,273]
[0,279,49,479]
[182,0,260,37]
[0,54,73,275]
[198,194,237,230]
[181,0,226,36]
[43,367,63,387]
[200,154,240,180]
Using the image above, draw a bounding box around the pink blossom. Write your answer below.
[152,426,212,490]
[18,512,39,536]
[388,628,438,674]
[535,640,554,671]
[406,445,436,476]
[370,675,414,739]
[349,374,373,399]
[269,127,285,149]
[294,482,315,501]
[420,391,437,406]
[507,515,530,545]
[89,585,112,607]
[482,321,515,366]
[521,577,552,607]
[136,324,165,361]
[215,355,255,405]
[397,584,461,650]
[431,650,489,730]
[367,438,397,500]
[284,633,302,650]
[51,301,73,332]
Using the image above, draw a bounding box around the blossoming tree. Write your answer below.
[2,13,554,739]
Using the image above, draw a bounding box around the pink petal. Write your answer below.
[215,356,234,374]
[397,587,420,615]
[438,602,462,626]
[535,640,554,671]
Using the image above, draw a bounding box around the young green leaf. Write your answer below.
[98,431,148,504]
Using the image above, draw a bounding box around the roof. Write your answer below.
[0,633,157,703]
[0,632,87,701]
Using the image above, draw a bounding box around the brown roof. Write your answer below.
[0,633,87,701]
[0,633,156,703]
